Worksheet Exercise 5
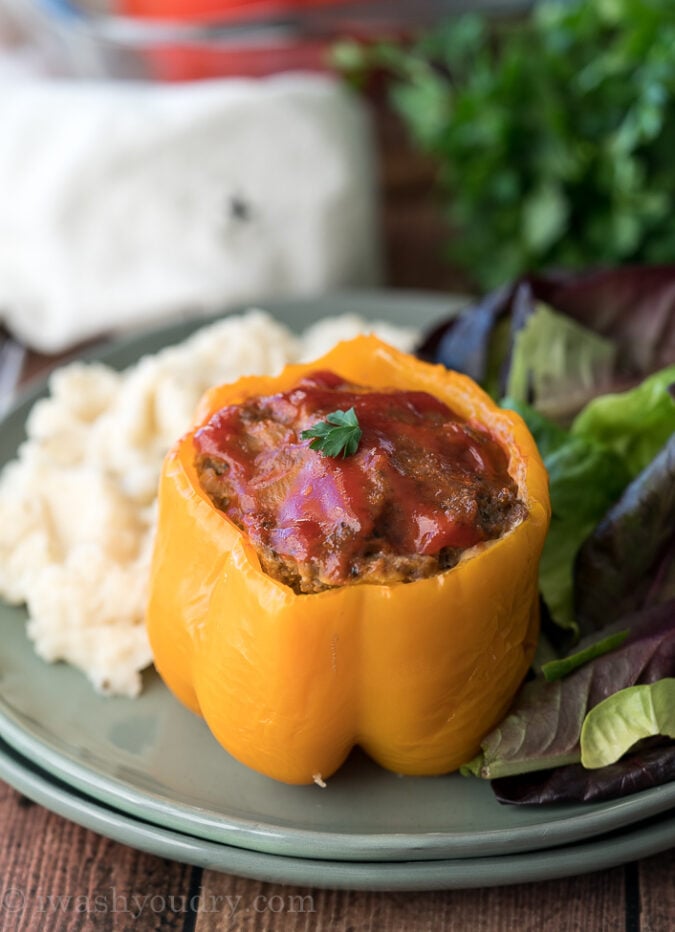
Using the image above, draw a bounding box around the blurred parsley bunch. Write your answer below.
[336,0,675,288]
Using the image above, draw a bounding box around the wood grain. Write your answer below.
[639,848,675,932]
[0,783,194,932]
[196,864,626,932]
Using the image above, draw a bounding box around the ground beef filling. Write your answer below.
[194,371,527,594]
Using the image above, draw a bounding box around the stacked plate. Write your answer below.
[1,295,673,891]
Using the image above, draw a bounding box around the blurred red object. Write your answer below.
[144,38,331,81]
[120,0,355,24]
[117,0,400,79]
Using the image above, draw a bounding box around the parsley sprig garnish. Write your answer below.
[301,407,362,458]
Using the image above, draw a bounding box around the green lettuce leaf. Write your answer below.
[505,364,675,629]
[506,302,617,423]
[503,398,630,629]
[581,679,675,768]
[571,364,675,477]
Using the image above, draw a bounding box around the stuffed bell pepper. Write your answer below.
[147,335,550,784]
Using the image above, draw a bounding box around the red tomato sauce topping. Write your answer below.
[194,371,525,593]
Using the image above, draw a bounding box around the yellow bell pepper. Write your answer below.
[147,335,550,784]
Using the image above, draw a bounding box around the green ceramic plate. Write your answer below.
[1,733,674,890]
[0,293,673,865]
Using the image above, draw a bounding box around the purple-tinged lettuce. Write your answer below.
[575,433,675,631]
[417,266,675,422]
[492,744,675,805]
[461,602,675,781]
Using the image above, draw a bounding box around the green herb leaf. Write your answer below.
[346,2,675,287]
[301,408,362,458]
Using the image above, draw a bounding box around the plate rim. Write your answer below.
[1,734,674,891]
[2,704,675,863]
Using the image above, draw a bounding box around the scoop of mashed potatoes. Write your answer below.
[0,310,416,696]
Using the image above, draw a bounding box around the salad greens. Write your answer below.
[461,601,675,781]
[541,630,629,683]
[504,367,675,632]
[526,266,675,375]
[417,265,675,803]
[505,397,630,631]
[581,679,675,769]
[492,745,675,805]
[504,302,617,422]
[575,433,675,631]
[572,364,675,476]
[418,266,675,420]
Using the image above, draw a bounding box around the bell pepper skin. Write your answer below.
[147,335,550,784]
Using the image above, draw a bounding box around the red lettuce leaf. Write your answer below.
[492,743,675,805]
[464,601,675,780]
[574,434,675,632]
[416,266,675,412]
[527,266,675,374]
[416,283,513,384]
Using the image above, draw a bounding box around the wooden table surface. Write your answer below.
[0,96,674,932]
[0,775,673,932]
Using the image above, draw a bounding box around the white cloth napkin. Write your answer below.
[0,73,381,352]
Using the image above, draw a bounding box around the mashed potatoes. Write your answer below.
[0,310,416,697]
